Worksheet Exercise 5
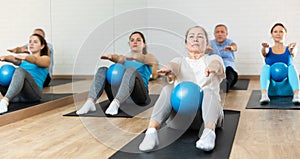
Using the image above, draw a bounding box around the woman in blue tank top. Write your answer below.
[0,34,50,113]
[76,31,158,115]
[260,23,300,105]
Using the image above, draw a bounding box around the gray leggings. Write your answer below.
[88,66,151,105]
[0,67,42,102]
[151,74,223,127]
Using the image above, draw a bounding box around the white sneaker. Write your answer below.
[196,128,216,151]
[292,94,300,105]
[259,93,270,105]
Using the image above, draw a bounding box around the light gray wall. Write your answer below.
[0,0,299,75]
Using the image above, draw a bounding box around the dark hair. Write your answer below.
[270,23,287,33]
[129,31,147,54]
[30,34,49,56]
[185,26,209,44]
[214,24,228,32]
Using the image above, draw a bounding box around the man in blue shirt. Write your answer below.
[210,24,238,93]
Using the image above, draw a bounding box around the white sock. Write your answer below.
[139,128,159,152]
[196,128,216,151]
[292,93,300,104]
[105,100,120,115]
[0,99,9,114]
[259,93,270,104]
[76,100,96,115]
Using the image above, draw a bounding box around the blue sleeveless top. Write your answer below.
[20,61,48,89]
[265,46,293,66]
[123,60,152,91]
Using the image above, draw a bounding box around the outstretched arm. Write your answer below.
[261,42,270,57]
[14,55,50,68]
[223,42,237,52]
[205,60,224,77]
[7,46,30,54]
[0,55,22,65]
[158,62,179,82]
[288,42,297,57]
[100,54,126,63]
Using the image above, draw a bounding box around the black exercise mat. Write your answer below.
[231,79,249,90]
[109,110,240,159]
[63,94,159,118]
[4,93,73,114]
[246,90,300,109]
[49,78,84,86]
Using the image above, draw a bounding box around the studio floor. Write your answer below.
[0,77,299,159]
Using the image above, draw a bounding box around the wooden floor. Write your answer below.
[0,78,300,159]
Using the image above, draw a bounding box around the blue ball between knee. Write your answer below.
[270,62,288,82]
[0,64,15,86]
[171,81,203,115]
[106,63,126,86]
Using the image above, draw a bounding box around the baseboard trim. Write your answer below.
[53,74,260,80]
[52,75,94,80]
[238,75,259,80]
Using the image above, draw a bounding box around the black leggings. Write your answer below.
[43,73,51,87]
[226,66,238,87]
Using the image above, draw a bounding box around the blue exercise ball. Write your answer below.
[270,62,288,82]
[0,64,15,86]
[106,63,126,86]
[171,81,203,115]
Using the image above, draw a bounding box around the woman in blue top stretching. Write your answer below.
[0,34,50,113]
[260,23,300,104]
[76,31,158,115]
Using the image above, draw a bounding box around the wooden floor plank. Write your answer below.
[0,77,299,159]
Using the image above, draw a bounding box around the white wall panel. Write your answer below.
[1,0,300,75]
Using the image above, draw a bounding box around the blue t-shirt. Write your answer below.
[265,46,293,66]
[25,43,54,77]
[123,60,152,91]
[20,61,49,89]
[210,39,236,70]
